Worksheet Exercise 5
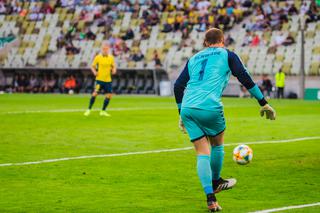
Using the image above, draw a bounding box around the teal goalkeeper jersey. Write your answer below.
[174,47,267,111]
[183,47,231,110]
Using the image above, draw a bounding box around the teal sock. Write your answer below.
[210,145,224,180]
[197,155,213,195]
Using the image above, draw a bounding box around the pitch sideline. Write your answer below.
[0,136,319,167]
[3,107,176,114]
[3,104,256,114]
[250,202,320,213]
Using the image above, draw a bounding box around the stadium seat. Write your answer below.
[282,62,292,74]
[310,62,320,75]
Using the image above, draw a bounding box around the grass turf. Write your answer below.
[0,94,319,212]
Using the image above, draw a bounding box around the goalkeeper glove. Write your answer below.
[260,104,276,120]
[179,117,187,133]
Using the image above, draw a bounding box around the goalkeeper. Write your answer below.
[173,28,276,212]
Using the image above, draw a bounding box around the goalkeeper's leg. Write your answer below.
[194,137,222,212]
[208,133,237,193]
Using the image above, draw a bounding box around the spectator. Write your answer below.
[306,1,319,23]
[27,74,40,93]
[66,42,80,55]
[41,2,54,14]
[11,1,21,14]
[153,50,162,68]
[226,2,234,16]
[251,33,261,47]
[112,38,123,56]
[0,2,6,14]
[79,9,89,21]
[242,30,252,46]
[269,12,281,30]
[57,30,65,48]
[197,0,211,14]
[122,41,130,54]
[262,1,273,16]
[48,75,57,92]
[275,69,285,99]
[10,75,17,92]
[17,74,28,92]
[278,9,289,23]
[149,9,160,26]
[40,75,50,93]
[208,13,215,27]
[64,75,76,94]
[61,0,75,8]
[19,8,27,17]
[106,5,118,20]
[121,28,134,40]
[174,13,184,31]
[65,22,77,45]
[162,14,174,33]
[224,34,235,46]
[108,34,117,47]
[288,3,298,15]
[92,4,102,18]
[282,33,295,46]
[86,28,96,40]
[29,3,44,21]
[78,30,86,40]
[197,14,207,32]
[300,2,309,15]
[0,70,5,93]
[141,26,150,39]
[261,74,272,99]
[117,1,131,11]
[274,32,286,46]
[131,50,144,62]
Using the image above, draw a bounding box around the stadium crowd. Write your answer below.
[1,0,260,67]
[51,0,257,67]
[241,0,319,48]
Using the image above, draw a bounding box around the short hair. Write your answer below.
[203,28,224,47]
[102,41,110,47]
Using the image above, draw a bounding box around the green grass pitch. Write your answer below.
[0,94,319,212]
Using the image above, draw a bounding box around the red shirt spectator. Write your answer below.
[251,34,260,46]
[64,76,76,89]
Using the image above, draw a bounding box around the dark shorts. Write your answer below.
[94,80,112,94]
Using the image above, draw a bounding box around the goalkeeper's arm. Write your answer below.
[227,50,276,120]
[174,61,189,114]
[173,61,190,132]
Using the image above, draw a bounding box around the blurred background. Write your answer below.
[0,0,319,100]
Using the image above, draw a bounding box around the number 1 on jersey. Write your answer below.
[199,59,208,81]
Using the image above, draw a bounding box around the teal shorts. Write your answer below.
[180,108,226,142]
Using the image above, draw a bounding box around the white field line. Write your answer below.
[250,202,320,213]
[0,136,319,167]
[3,107,176,114]
[2,104,254,114]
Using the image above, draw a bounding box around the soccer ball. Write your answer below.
[233,145,253,165]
